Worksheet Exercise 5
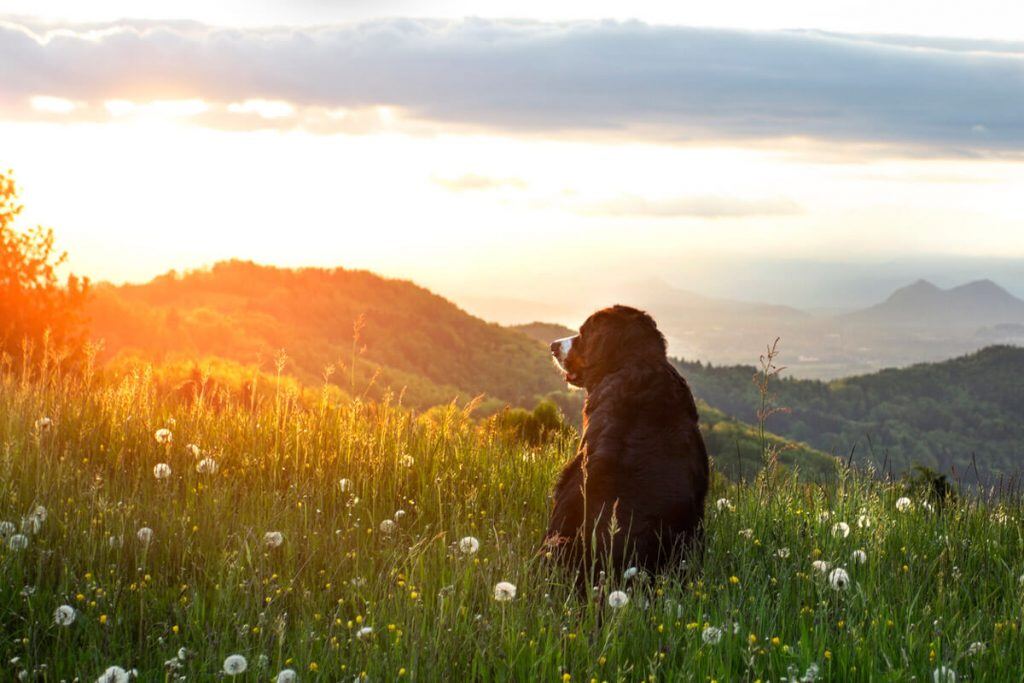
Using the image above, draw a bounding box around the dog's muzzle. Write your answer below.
[550,336,576,368]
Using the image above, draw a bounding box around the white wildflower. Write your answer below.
[196,457,218,474]
[896,497,912,512]
[606,590,629,608]
[851,549,868,564]
[801,662,820,682]
[857,514,872,528]
[0,521,15,537]
[263,531,284,548]
[223,654,247,676]
[715,498,732,512]
[136,527,154,544]
[811,560,830,574]
[458,536,480,555]
[186,444,202,458]
[701,626,723,645]
[394,509,406,520]
[20,515,42,535]
[828,567,851,591]
[32,506,47,523]
[493,581,517,602]
[738,528,754,539]
[154,428,173,445]
[357,626,373,639]
[966,641,986,656]
[53,605,76,626]
[933,665,956,683]
[623,566,639,580]
[379,519,396,534]
[153,463,172,480]
[276,669,298,683]
[9,534,29,550]
[35,417,53,432]
[776,547,791,559]
[96,666,129,683]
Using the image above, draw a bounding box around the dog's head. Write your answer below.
[550,305,667,389]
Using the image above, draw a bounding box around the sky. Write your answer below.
[1,1,1023,315]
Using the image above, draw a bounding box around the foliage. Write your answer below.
[0,363,1020,681]
[675,346,1024,483]
[0,171,88,359]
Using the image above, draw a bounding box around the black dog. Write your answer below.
[543,305,709,582]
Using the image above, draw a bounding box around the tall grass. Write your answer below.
[0,360,1021,681]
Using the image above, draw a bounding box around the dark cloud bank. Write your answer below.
[2,18,1022,154]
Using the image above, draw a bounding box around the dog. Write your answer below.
[543,305,709,583]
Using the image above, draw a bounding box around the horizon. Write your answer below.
[3,1,1024,321]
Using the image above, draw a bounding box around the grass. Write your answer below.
[1,363,1023,682]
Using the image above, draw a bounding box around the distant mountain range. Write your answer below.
[843,279,1024,327]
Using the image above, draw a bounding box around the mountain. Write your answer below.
[86,260,567,410]
[844,279,1024,327]
[675,345,1024,482]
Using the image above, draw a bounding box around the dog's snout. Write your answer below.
[549,340,561,357]
[551,336,575,364]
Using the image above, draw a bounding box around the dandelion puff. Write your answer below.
[276,669,298,683]
[35,417,53,432]
[379,519,396,534]
[623,566,639,580]
[196,458,218,474]
[831,521,850,538]
[493,581,517,602]
[186,444,201,458]
[96,666,129,683]
[32,506,47,523]
[459,536,480,555]
[607,590,629,608]
[933,665,956,683]
[811,560,830,574]
[9,534,29,550]
[0,521,15,537]
[857,514,872,528]
[20,515,42,535]
[394,509,406,520]
[223,655,247,676]
[966,641,986,656]
[263,531,284,548]
[154,428,173,445]
[701,626,723,645]
[801,663,820,682]
[896,497,912,512]
[153,463,172,480]
[715,498,732,512]
[177,647,189,660]
[53,605,76,626]
[356,626,373,639]
[776,547,790,559]
[136,527,154,544]
[738,528,754,539]
[339,478,352,493]
[851,549,867,564]
[108,535,123,549]
[828,567,851,591]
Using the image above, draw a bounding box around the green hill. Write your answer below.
[86,260,566,410]
[676,345,1024,481]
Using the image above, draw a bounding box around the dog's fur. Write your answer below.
[543,305,709,581]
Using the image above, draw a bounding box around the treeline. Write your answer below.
[676,346,1024,482]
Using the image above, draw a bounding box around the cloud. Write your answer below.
[2,18,1024,154]
[584,194,804,218]
[432,174,527,191]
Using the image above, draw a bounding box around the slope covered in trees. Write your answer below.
[676,346,1024,481]
[87,261,566,410]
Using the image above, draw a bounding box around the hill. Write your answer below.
[509,322,576,345]
[843,278,1024,328]
[676,345,1024,482]
[86,260,567,410]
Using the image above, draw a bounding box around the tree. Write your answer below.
[0,170,89,359]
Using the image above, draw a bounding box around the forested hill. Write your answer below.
[86,261,566,409]
[674,345,1024,481]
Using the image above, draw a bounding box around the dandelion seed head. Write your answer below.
[186,444,201,458]
[9,534,29,550]
[966,641,986,656]
[357,626,373,639]
[715,498,732,512]
[153,463,172,480]
[701,626,723,645]
[276,669,298,683]
[154,428,173,445]
[96,666,129,683]
[811,560,830,574]
[857,514,872,528]
[831,521,850,538]
[0,521,15,537]
[738,528,754,539]
[223,654,248,676]
[828,567,851,591]
[623,566,639,580]
[606,590,629,608]
[776,547,791,559]
[896,497,913,512]
[196,457,218,474]
[263,531,284,548]
[20,515,42,535]
[458,536,480,555]
[493,581,517,602]
[136,527,154,544]
[394,509,406,520]
[379,519,396,534]
[53,605,76,626]
[851,549,867,564]
[933,665,956,683]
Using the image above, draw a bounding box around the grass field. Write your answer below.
[1,364,1022,682]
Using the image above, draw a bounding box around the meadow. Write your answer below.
[2,359,1023,682]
